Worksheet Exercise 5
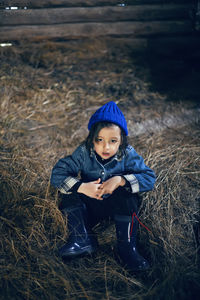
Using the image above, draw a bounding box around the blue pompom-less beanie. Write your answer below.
[88,101,128,136]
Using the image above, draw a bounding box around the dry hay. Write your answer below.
[0,40,200,300]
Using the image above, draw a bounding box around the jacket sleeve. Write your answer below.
[50,145,84,194]
[123,146,156,193]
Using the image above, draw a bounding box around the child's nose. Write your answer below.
[104,142,110,150]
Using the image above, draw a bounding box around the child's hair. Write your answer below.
[85,121,128,158]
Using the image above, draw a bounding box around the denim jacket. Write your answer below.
[51,143,156,194]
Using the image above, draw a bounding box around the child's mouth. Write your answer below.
[102,152,110,157]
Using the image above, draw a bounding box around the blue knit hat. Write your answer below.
[88,101,128,135]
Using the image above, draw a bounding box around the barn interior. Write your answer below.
[0,1,200,299]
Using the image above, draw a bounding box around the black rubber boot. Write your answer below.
[59,203,98,258]
[114,214,150,271]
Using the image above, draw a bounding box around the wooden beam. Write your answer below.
[0,5,193,26]
[0,0,194,9]
[0,21,193,42]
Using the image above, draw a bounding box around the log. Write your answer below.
[0,5,193,26]
[0,21,193,42]
[0,0,194,9]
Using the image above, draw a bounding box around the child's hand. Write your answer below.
[78,178,103,200]
[97,176,126,198]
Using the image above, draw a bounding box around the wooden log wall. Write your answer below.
[0,0,198,43]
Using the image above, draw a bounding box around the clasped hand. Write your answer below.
[78,176,125,200]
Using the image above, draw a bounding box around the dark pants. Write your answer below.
[59,187,140,228]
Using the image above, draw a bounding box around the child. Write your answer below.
[51,101,156,271]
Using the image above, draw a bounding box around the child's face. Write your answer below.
[93,125,121,160]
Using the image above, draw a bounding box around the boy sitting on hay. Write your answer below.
[51,101,156,271]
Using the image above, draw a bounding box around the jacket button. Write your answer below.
[101,171,105,175]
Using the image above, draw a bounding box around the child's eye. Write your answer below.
[96,138,103,142]
[111,139,117,143]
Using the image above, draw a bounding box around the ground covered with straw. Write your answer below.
[0,39,199,300]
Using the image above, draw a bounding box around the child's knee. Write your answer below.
[59,192,81,210]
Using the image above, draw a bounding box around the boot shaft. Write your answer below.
[114,214,138,245]
[62,203,89,240]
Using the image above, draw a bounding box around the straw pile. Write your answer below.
[0,39,199,300]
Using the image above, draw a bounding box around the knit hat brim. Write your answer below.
[88,101,128,135]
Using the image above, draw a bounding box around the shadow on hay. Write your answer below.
[130,36,200,104]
